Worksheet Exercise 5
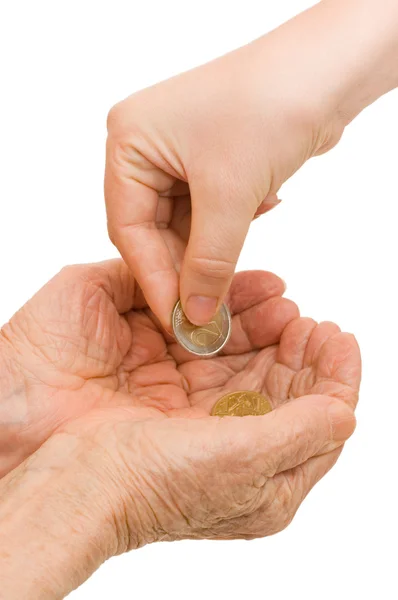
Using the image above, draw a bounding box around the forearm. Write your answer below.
[243,0,398,126]
[0,333,28,477]
[314,0,398,122]
[0,433,119,599]
[0,332,24,422]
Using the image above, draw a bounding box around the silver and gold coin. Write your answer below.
[211,391,272,417]
[172,300,231,357]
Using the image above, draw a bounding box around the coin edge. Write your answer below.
[171,300,232,357]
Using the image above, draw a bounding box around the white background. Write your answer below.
[0,1,397,598]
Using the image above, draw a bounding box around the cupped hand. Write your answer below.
[0,259,360,596]
[0,257,360,472]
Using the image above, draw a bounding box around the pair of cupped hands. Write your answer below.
[0,261,359,579]
[0,1,373,595]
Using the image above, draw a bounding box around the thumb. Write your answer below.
[199,395,356,478]
[180,178,257,325]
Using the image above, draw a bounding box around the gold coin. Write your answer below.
[211,391,272,417]
[172,300,231,357]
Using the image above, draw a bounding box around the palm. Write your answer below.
[1,259,360,479]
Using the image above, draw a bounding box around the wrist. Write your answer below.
[0,417,157,598]
[249,0,398,134]
[0,432,120,599]
[0,330,28,477]
[0,328,23,411]
[305,0,398,124]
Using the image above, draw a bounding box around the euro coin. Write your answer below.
[172,300,231,357]
[211,391,272,417]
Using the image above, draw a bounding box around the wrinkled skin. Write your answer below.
[0,259,360,555]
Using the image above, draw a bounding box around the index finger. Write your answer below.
[105,154,178,330]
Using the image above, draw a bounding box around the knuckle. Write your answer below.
[57,264,102,291]
[106,101,126,134]
[188,255,235,281]
[59,264,81,279]
[107,221,118,246]
[278,504,296,533]
[107,95,143,141]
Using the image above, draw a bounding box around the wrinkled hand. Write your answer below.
[0,259,360,597]
[0,259,359,476]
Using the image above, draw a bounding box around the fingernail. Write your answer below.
[253,197,281,220]
[266,196,282,206]
[322,401,356,452]
[185,295,218,325]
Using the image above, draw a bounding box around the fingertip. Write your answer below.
[316,331,362,400]
[328,399,357,443]
[227,271,287,314]
[279,296,300,320]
